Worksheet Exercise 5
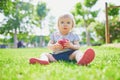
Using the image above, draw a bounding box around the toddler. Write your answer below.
[29,13,95,65]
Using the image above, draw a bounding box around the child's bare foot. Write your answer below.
[77,48,95,66]
[29,58,49,65]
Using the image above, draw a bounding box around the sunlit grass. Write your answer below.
[0,47,120,80]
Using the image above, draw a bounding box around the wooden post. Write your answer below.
[105,2,110,44]
[105,3,120,44]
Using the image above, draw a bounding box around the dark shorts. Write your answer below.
[51,50,75,62]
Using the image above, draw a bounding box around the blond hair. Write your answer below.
[57,13,75,28]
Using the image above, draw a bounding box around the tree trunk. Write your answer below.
[39,36,43,47]
[14,29,18,48]
[86,29,91,46]
[85,25,91,46]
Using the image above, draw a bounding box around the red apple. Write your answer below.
[58,39,69,48]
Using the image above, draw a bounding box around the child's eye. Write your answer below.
[61,21,64,24]
[67,22,70,24]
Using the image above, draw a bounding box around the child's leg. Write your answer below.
[77,48,95,65]
[29,53,56,65]
[39,53,49,61]
[69,48,95,65]
[69,50,83,62]
[45,53,57,62]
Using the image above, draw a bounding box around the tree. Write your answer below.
[108,4,120,43]
[94,3,120,43]
[36,2,49,47]
[71,0,99,46]
[93,21,105,44]
[0,0,34,48]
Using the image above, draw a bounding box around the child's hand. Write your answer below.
[53,43,64,51]
[63,41,74,49]
[58,39,70,49]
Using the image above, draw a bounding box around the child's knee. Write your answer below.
[69,53,76,60]
[46,53,56,62]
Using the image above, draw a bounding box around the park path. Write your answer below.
[103,43,120,48]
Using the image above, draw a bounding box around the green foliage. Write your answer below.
[108,4,120,16]
[84,0,97,8]
[72,1,120,44]
[0,47,120,80]
[74,3,83,15]
[17,33,29,42]
[94,3,120,43]
[107,4,120,42]
[0,0,50,47]
[71,0,99,45]
[0,0,13,16]
[72,0,98,26]
[109,17,120,42]
[90,10,99,17]
[94,16,120,43]
[94,21,105,44]
[0,0,34,34]
[36,2,49,20]
[0,17,19,34]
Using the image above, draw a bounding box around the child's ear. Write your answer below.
[72,18,75,27]
[72,21,74,28]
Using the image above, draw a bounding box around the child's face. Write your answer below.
[58,17,73,35]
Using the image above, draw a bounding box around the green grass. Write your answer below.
[0,47,120,80]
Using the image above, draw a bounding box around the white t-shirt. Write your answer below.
[50,31,80,54]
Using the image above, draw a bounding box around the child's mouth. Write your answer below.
[64,28,67,29]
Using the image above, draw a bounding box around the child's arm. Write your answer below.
[47,40,63,52]
[71,41,80,50]
[64,41,80,50]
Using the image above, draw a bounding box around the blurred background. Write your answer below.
[0,0,120,48]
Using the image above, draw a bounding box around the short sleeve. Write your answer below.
[50,33,54,41]
[74,34,80,41]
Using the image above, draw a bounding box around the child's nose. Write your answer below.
[63,25,67,27]
[63,24,67,26]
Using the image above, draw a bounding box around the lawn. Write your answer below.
[0,46,120,80]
